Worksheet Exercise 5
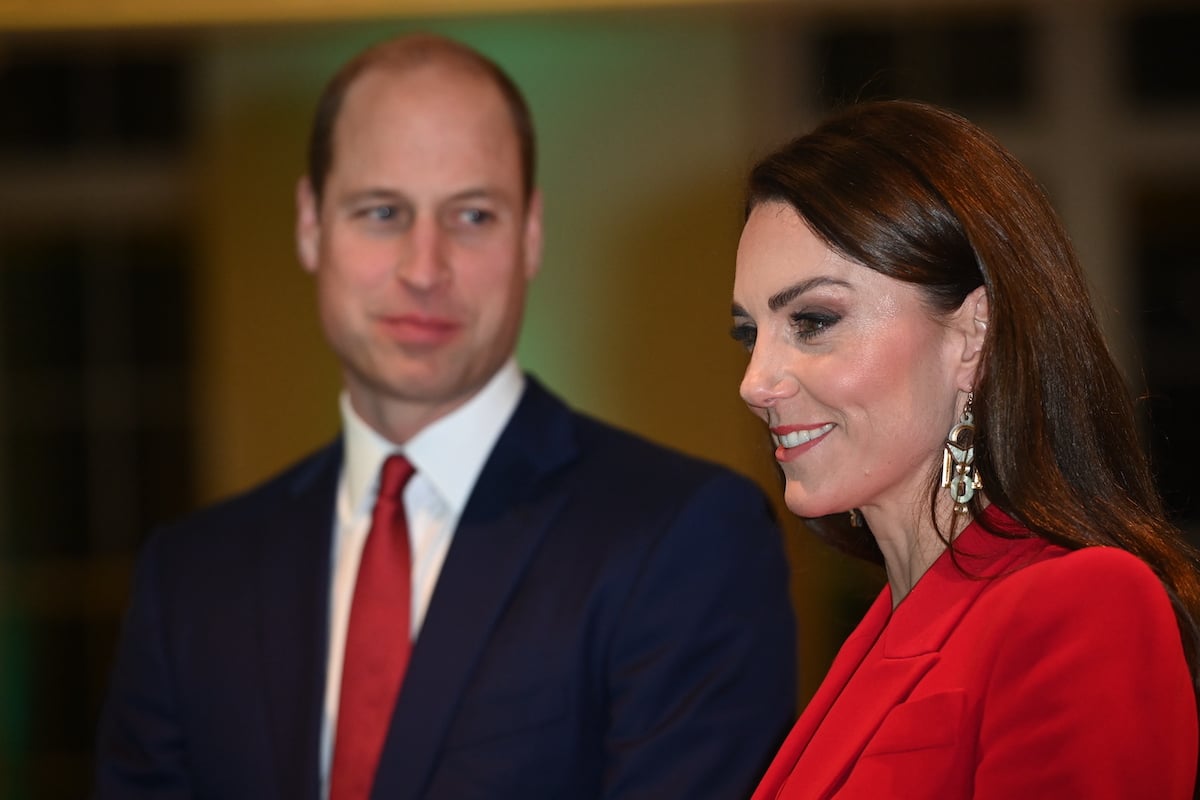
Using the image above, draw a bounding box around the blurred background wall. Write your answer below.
[0,0,1197,796]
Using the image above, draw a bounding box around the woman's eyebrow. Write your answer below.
[768,276,852,312]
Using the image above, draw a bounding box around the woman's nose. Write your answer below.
[740,344,798,410]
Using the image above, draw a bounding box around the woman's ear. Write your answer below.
[954,285,989,388]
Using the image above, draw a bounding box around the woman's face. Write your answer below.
[732,201,974,523]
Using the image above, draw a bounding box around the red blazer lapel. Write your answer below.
[756,510,1051,799]
[775,595,945,798]
[752,587,894,800]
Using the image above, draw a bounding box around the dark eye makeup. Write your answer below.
[790,310,841,341]
[729,322,756,351]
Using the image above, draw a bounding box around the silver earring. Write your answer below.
[941,393,982,514]
[848,508,862,527]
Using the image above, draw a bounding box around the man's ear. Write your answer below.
[954,285,989,389]
[522,189,544,280]
[296,176,321,274]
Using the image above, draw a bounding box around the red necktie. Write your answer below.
[330,454,416,800]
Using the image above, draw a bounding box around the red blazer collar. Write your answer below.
[883,507,1052,658]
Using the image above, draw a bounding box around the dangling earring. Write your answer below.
[941,392,983,515]
[848,508,862,527]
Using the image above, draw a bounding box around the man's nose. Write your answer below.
[396,217,449,291]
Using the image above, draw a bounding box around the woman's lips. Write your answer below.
[770,423,834,461]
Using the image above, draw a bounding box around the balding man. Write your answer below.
[95,34,795,800]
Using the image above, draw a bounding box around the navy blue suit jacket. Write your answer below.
[94,378,796,799]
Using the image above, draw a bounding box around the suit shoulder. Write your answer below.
[150,441,339,547]
[519,376,761,496]
[570,410,755,490]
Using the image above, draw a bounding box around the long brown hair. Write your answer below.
[746,99,1200,688]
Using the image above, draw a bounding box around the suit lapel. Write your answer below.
[761,512,1053,798]
[372,380,577,800]
[752,587,907,800]
[255,442,342,800]
[800,590,893,739]
[815,525,1048,793]
[794,593,951,796]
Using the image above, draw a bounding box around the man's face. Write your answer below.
[297,62,541,440]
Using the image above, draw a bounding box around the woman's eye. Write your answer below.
[729,323,757,351]
[791,311,840,340]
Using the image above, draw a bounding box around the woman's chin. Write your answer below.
[782,487,841,520]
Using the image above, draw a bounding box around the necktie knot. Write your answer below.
[378,454,415,502]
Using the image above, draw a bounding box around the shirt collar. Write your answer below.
[340,359,525,516]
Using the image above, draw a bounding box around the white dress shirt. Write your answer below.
[319,359,525,798]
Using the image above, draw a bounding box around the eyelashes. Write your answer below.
[729,322,756,351]
[729,309,842,352]
[790,310,841,341]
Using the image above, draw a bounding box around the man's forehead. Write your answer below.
[321,52,530,205]
[334,64,511,143]
[351,58,499,106]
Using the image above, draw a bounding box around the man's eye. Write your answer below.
[459,208,494,225]
[351,204,409,227]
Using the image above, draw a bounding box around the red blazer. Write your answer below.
[754,507,1198,799]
